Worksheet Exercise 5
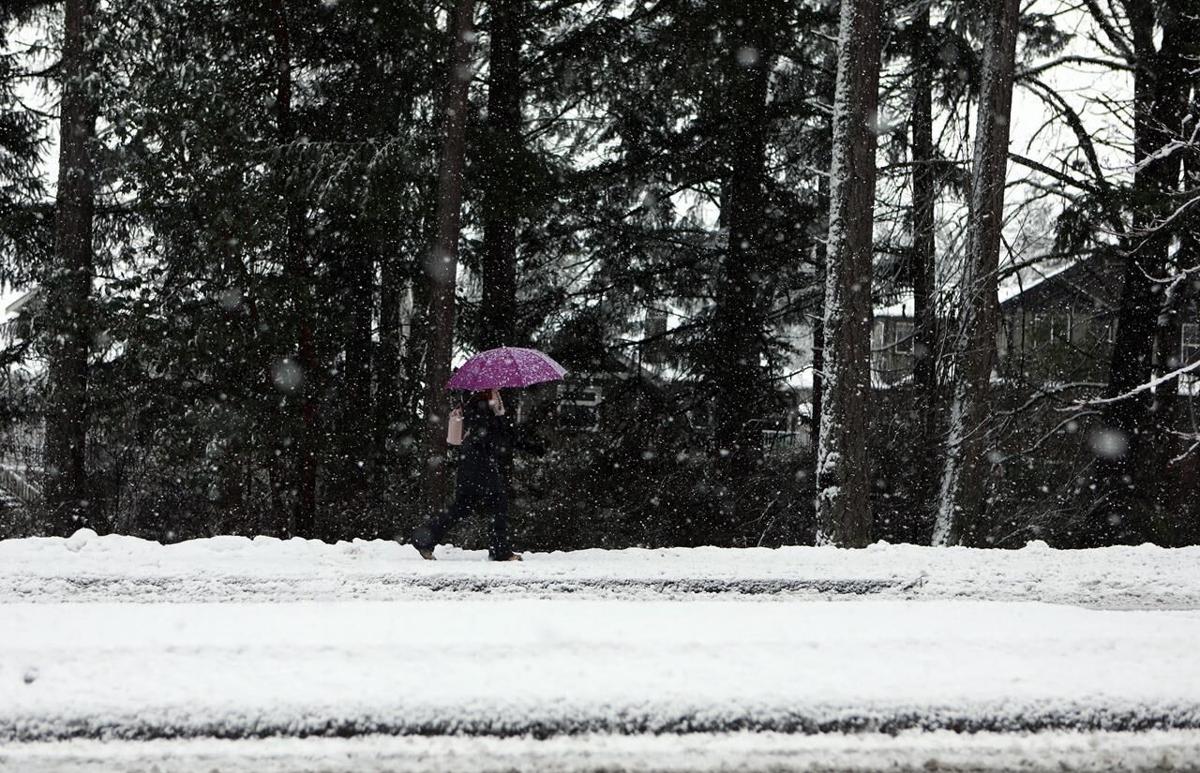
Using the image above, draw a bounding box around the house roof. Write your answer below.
[998,258,1121,314]
[5,287,40,316]
[875,257,1122,320]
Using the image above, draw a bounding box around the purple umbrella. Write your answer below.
[446,347,567,391]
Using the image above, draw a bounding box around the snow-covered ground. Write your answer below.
[3,529,1200,606]
[3,531,1200,770]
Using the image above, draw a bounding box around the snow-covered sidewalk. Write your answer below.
[3,530,1200,606]
[3,598,1200,742]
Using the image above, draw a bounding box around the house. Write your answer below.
[872,302,918,386]
[869,256,1130,386]
[0,289,44,512]
[538,255,1151,455]
[537,308,813,455]
[994,258,1123,383]
[0,288,42,349]
[531,312,671,441]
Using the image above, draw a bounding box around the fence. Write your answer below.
[762,428,810,455]
[0,421,43,508]
[0,464,40,506]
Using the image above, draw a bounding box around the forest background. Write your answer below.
[1,0,1197,551]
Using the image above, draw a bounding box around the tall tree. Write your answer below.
[815,0,882,547]
[908,0,939,528]
[710,0,778,487]
[268,0,320,538]
[479,0,523,350]
[43,0,98,534]
[87,0,444,539]
[933,0,1021,546]
[807,28,838,504]
[1088,0,1195,544]
[327,232,375,505]
[422,0,477,515]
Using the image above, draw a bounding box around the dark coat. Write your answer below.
[456,398,544,493]
[412,396,544,559]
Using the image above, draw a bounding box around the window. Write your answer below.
[557,382,603,432]
[1181,323,1200,366]
[1088,318,1115,344]
[1023,313,1073,349]
[893,321,914,355]
[1028,314,1049,348]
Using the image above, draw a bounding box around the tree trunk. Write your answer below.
[1092,0,1191,544]
[933,0,1020,546]
[479,0,522,350]
[1158,86,1200,545]
[808,173,830,497]
[43,0,98,536]
[815,0,882,548]
[422,0,477,516]
[710,0,776,489]
[375,252,404,470]
[337,247,374,503]
[909,2,938,535]
[269,0,318,538]
[808,38,836,506]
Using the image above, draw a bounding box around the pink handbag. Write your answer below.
[446,407,464,446]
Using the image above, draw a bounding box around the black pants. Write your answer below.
[412,474,512,559]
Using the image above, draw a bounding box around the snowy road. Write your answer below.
[7,731,1200,773]
[3,599,1200,741]
[3,532,1200,771]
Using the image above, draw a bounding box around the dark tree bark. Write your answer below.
[43,0,98,535]
[710,0,776,487]
[808,39,837,503]
[909,1,939,533]
[269,0,319,538]
[374,252,404,470]
[422,0,477,516]
[1091,0,1192,544]
[479,0,523,350]
[336,247,374,502]
[1156,87,1200,545]
[808,269,824,486]
[815,0,882,547]
[344,255,374,430]
[934,0,1020,546]
[808,169,830,496]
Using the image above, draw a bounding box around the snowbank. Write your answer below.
[3,599,1200,742]
[1,530,1199,606]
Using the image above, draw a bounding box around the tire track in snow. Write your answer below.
[6,706,1200,743]
[0,574,919,603]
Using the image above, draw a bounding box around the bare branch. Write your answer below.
[1016,55,1132,80]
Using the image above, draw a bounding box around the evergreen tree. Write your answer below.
[422,0,477,518]
[43,0,99,535]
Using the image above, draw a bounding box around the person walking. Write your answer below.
[412,389,543,561]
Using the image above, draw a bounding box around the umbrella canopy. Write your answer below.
[446,347,567,391]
